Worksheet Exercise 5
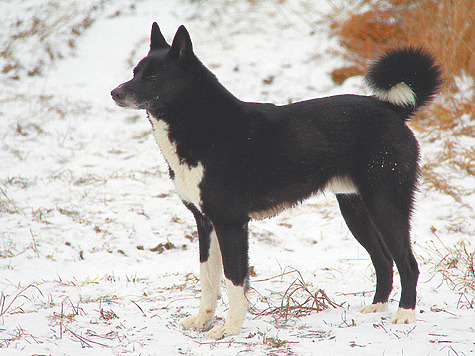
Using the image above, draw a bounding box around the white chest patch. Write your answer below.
[149,116,204,210]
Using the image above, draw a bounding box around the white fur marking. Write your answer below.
[181,231,222,330]
[324,176,358,194]
[373,82,416,107]
[206,279,248,339]
[390,307,416,324]
[149,117,204,209]
[360,302,388,314]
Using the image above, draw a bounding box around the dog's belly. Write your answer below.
[249,202,296,220]
[149,117,204,209]
[249,176,358,220]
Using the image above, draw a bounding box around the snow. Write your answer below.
[1,0,474,355]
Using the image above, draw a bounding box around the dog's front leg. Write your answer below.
[205,220,249,340]
[181,210,222,330]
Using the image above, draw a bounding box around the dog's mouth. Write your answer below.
[112,97,149,111]
[114,100,146,110]
[113,99,131,108]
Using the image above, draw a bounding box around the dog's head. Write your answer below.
[111,23,195,111]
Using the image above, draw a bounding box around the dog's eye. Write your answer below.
[145,74,159,81]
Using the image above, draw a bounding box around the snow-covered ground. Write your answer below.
[1,0,474,355]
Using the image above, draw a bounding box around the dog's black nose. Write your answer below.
[111,87,123,101]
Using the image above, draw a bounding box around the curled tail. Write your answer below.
[365,47,443,120]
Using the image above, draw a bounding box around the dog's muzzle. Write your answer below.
[111,84,129,107]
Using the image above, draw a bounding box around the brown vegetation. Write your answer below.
[331,0,474,87]
[331,0,474,201]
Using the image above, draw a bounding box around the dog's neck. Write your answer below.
[145,62,251,164]
[148,57,242,118]
[147,60,246,136]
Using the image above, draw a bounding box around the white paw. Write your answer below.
[390,307,416,324]
[203,279,248,339]
[181,313,213,330]
[360,302,389,314]
[205,323,240,340]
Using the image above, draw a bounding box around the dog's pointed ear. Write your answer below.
[169,25,193,62]
[150,22,169,51]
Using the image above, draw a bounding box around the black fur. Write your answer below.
[112,23,442,325]
[365,47,443,117]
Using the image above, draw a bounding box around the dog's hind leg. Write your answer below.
[359,187,419,324]
[336,194,393,313]
[181,207,223,330]
[205,219,249,339]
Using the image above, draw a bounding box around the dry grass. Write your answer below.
[421,228,475,308]
[420,134,475,206]
[0,284,44,318]
[0,278,147,349]
[249,268,340,326]
[0,1,130,79]
[0,325,40,347]
[331,0,474,85]
[0,185,23,215]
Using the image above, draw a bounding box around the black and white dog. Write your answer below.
[111,23,442,339]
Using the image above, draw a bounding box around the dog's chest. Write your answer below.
[149,116,204,209]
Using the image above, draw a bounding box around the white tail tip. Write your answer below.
[373,82,416,107]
